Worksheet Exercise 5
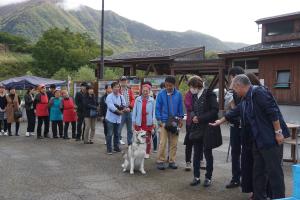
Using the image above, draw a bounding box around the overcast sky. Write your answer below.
[1,0,299,44]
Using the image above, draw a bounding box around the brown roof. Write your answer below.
[256,11,300,24]
[91,47,204,63]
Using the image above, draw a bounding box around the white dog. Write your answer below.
[122,130,147,175]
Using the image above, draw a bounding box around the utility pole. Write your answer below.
[99,0,105,79]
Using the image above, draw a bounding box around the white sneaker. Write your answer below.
[3,132,8,136]
[120,140,125,145]
[104,141,107,145]
[30,132,35,136]
[144,154,150,159]
[25,132,30,137]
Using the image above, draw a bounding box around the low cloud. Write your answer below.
[0,0,29,7]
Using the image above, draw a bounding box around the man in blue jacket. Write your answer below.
[210,74,289,200]
[156,76,184,170]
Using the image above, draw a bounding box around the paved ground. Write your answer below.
[0,122,294,200]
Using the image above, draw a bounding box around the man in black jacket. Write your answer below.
[75,82,87,141]
[100,84,112,143]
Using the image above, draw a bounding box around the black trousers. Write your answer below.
[37,116,49,137]
[52,120,63,137]
[26,109,35,133]
[252,144,285,200]
[230,126,242,182]
[64,121,76,138]
[193,139,213,179]
[0,119,7,132]
[76,113,85,140]
[7,122,20,135]
[103,118,108,137]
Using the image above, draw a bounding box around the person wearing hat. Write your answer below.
[132,83,155,158]
[118,76,135,145]
[6,87,21,136]
[49,89,63,138]
[0,84,8,136]
[34,84,50,139]
[24,86,36,137]
[75,82,88,141]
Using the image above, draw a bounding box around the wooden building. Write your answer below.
[91,47,227,109]
[219,12,300,105]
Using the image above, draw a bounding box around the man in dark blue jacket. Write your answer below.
[156,76,184,170]
[210,74,289,200]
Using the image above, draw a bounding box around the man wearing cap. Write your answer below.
[75,82,88,141]
[118,76,135,145]
[34,84,50,139]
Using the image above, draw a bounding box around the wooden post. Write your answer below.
[130,64,136,76]
[124,67,130,76]
[219,67,225,111]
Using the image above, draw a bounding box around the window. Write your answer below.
[266,21,294,36]
[274,70,291,88]
[232,58,259,72]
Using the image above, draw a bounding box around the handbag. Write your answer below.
[14,109,23,119]
[189,123,205,141]
[164,93,179,135]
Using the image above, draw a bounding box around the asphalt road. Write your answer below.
[0,123,293,200]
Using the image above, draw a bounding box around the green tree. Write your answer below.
[32,28,112,77]
[51,68,73,81]
[74,65,96,81]
[0,32,33,53]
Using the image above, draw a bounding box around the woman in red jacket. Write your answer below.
[34,84,49,139]
[61,90,77,139]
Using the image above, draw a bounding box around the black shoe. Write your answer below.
[15,133,19,136]
[113,148,122,153]
[89,141,94,144]
[168,163,178,169]
[157,163,166,170]
[59,135,63,138]
[53,136,58,139]
[84,141,89,144]
[76,138,81,141]
[37,136,44,139]
[190,178,201,186]
[44,135,49,138]
[226,180,240,189]
[203,178,212,187]
[8,133,12,136]
[63,137,70,140]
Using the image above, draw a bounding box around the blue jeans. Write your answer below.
[230,126,242,182]
[118,112,133,145]
[106,120,120,152]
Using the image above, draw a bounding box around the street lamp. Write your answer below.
[99,0,105,79]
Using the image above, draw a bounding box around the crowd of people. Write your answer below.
[0,70,289,200]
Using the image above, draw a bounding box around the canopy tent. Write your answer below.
[0,75,66,90]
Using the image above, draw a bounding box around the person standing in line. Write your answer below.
[0,84,8,136]
[46,84,56,100]
[132,83,155,159]
[118,76,135,145]
[83,85,98,144]
[100,84,112,144]
[105,81,127,154]
[24,87,36,137]
[6,87,21,136]
[61,90,77,139]
[34,84,50,139]
[75,82,87,141]
[155,76,184,170]
[49,90,63,139]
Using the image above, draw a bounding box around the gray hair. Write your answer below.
[232,74,251,87]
